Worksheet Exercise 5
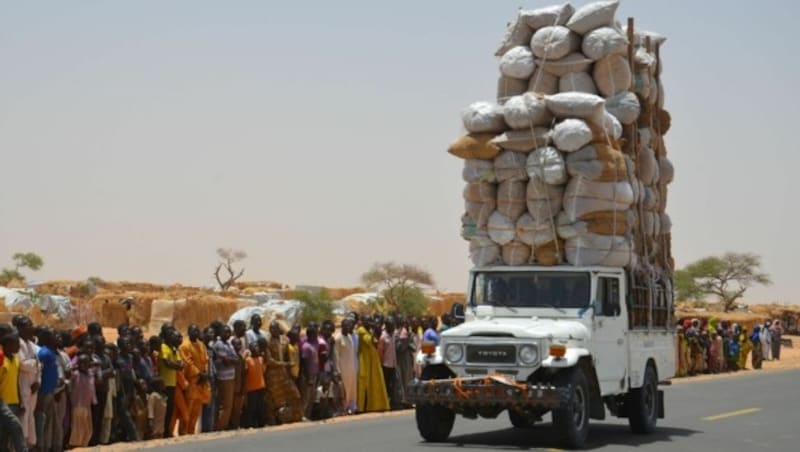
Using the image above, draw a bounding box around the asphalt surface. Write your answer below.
[153,369,799,451]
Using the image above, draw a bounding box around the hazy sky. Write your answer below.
[1,1,797,303]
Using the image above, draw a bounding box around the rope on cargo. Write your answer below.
[526,9,570,264]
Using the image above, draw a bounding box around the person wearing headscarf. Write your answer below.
[707,329,721,373]
[770,320,783,360]
[738,328,752,370]
[728,324,741,371]
[675,326,688,377]
[749,326,763,369]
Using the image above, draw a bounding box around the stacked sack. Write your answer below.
[449,0,674,278]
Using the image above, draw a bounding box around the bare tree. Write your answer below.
[214,248,247,290]
[361,262,435,313]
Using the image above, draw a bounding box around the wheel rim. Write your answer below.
[572,385,586,429]
[643,381,656,420]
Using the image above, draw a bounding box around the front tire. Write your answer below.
[627,365,658,434]
[552,368,590,449]
[415,365,455,442]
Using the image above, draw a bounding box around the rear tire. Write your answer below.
[509,409,535,429]
[627,365,658,434]
[552,368,590,449]
[415,365,455,443]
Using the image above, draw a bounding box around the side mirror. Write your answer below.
[450,302,466,325]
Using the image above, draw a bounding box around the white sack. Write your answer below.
[606,91,640,125]
[461,213,489,241]
[470,237,502,266]
[496,180,528,220]
[659,156,674,184]
[528,67,560,94]
[538,53,593,77]
[526,146,567,185]
[603,110,622,140]
[531,26,581,60]
[552,119,594,152]
[582,26,628,60]
[563,178,634,220]
[503,93,553,129]
[500,46,536,80]
[463,159,497,183]
[496,12,535,56]
[637,146,659,186]
[516,213,559,247]
[522,3,576,29]
[464,182,497,226]
[565,233,634,266]
[527,178,564,219]
[488,211,517,245]
[559,72,598,94]
[497,76,529,103]
[545,92,605,120]
[566,0,620,35]
[494,150,529,182]
[462,102,507,133]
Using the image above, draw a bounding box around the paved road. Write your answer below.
[156,369,799,451]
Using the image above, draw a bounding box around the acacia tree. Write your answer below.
[214,248,247,290]
[676,252,771,312]
[361,262,435,314]
[0,252,44,285]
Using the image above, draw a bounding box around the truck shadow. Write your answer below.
[422,423,700,450]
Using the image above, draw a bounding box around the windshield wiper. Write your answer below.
[537,302,566,314]
[490,298,517,313]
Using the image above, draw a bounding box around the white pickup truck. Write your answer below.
[406,265,675,449]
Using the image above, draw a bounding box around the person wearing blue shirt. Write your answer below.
[422,318,440,346]
[36,327,60,452]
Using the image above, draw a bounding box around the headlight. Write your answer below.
[518,344,539,365]
[444,344,464,363]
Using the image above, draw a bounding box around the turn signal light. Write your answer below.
[421,341,436,355]
[549,344,567,358]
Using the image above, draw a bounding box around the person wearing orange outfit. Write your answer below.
[178,325,210,435]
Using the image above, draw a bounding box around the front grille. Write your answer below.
[466,344,517,364]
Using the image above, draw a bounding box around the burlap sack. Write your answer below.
[552,119,594,152]
[462,102,507,133]
[527,178,564,220]
[531,26,581,60]
[488,211,517,245]
[491,128,551,152]
[494,150,529,182]
[502,241,532,265]
[593,54,631,97]
[582,26,628,60]
[496,180,527,220]
[522,3,575,29]
[538,53,593,77]
[448,133,501,160]
[566,143,627,182]
[500,46,536,80]
[503,93,552,129]
[534,240,565,266]
[528,67,559,95]
[559,71,598,94]
[566,0,620,35]
[526,146,567,185]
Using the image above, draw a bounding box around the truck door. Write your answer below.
[592,274,627,394]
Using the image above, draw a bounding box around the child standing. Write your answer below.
[147,378,167,439]
[69,354,97,448]
[243,343,266,428]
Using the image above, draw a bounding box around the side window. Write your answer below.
[597,277,621,317]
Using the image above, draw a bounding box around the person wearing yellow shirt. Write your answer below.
[158,329,183,437]
[1,329,27,452]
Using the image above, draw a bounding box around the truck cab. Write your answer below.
[407,265,675,449]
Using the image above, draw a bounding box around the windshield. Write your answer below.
[471,271,591,309]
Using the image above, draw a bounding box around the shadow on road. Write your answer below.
[421,423,700,450]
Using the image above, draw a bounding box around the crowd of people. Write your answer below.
[676,317,785,377]
[0,312,456,452]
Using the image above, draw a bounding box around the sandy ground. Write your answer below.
[82,334,799,451]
